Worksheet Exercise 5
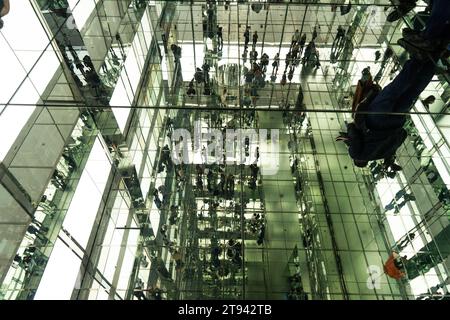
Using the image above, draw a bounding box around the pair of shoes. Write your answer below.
[398,38,428,61]
[389,163,403,172]
[402,28,420,38]
[335,135,348,142]
[387,1,417,22]
[398,38,446,61]
[402,29,444,52]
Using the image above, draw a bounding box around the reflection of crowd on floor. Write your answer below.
[183,22,322,107]
[140,110,269,298]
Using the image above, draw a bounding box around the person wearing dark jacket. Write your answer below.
[386,0,418,22]
[243,26,250,48]
[341,0,450,168]
[337,57,436,168]
[252,31,258,49]
[345,123,407,168]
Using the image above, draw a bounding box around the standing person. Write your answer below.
[170,44,182,64]
[217,26,223,50]
[254,146,260,164]
[51,170,67,190]
[244,26,250,49]
[260,53,269,73]
[0,0,10,29]
[202,61,211,84]
[250,50,258,64]
[299,34,307,55]
[312,26,318,41]
[252,31,258,50]
[302,42,314,65]
[397,233,416,250]
[291,29,300,47]
[285,51,292,72]
[375,50,381,63]
[27,225,47,243]
[272,53,280,75]
[220,88,228,107]
[280,72,287,86]
[288,66,295,82]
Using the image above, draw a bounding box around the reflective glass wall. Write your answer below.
[0,0,449,300]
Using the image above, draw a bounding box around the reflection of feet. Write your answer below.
[390,163,403,172]
[397,39,428,61]
[436,59,450,75]
[0,18,3,29]
[387,2,416,22]
[402,31,445,53]
[335,136,349,145]
[402,28,420,38]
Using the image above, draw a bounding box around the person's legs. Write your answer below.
[422,0,450,40]
[366,58,435,130]
[387,0,417,22]
[392,59,435,114]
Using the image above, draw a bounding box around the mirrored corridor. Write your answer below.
[0,0,449,301]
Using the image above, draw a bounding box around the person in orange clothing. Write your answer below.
[384,252,406,280]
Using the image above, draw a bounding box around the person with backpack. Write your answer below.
[260,53,269,73]
[252,31,258,50]
[217,25,223,50]
[271,53,280,75]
